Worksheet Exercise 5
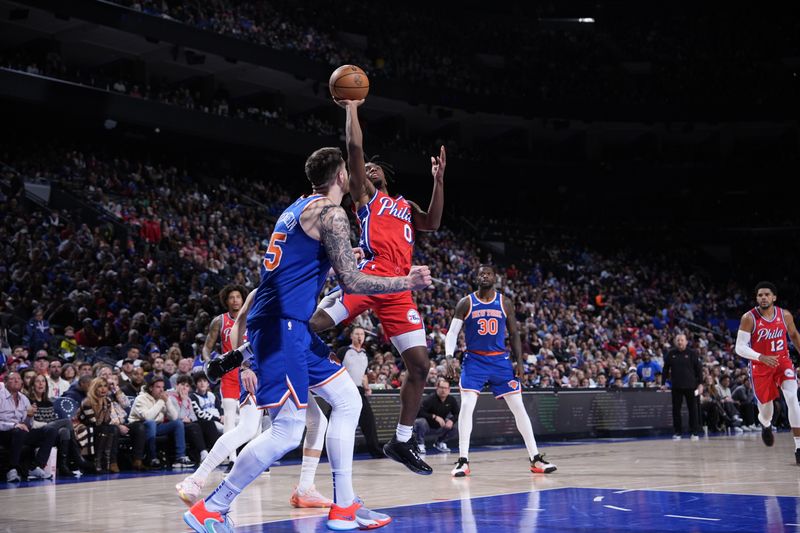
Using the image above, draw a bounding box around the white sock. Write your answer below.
[193,403,261,483]
[505,393,539,458]
[396,423,412,442]
[297,455,320,492]
[204,479,242,513]
[458,392,478,460]
[794,437,800,450]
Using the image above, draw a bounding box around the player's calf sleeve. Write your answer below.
[757,401,774,428]
[315,374,361,506]
[781,380,800,428]
[458,392,478,459]
[505,393,539,458]
[304,395,328,452]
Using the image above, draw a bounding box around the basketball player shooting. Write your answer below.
[734,281,800,465]
[308,99,446,475]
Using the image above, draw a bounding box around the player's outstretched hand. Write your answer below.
[241,368,258,395]
[334,98,365,109]
[431,145,446,181]
[408,265,432,290]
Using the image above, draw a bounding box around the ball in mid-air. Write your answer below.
[329,65,370,101]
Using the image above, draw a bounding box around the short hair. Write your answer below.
[219,284,246,308]
[305,147,344,187]
[144,375,165,392]
[478,264,495,273]
[176,374,194,387]
[755,281,777,295]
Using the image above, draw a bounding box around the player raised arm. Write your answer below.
[202,315,222,362]
[410,145,446,232]
[231,289,256,350]
[735,312,778,368]
[318,203,430,294]
[502,295,525,380]
[335,99,372,205]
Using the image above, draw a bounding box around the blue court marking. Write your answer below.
[231,487,800,533]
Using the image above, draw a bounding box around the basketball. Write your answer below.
[329,65,370,101]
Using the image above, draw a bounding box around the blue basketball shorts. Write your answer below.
[459,351,521,398]
[240,318,342,408]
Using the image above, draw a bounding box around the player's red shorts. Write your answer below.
[340,290,423,338]
[220,368,240,399]
[751,356,796,403]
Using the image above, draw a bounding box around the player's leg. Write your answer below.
[314,372,391,530]
[176,400,261,506]
[489,359,556,474]
[221,398,239,462]
[777,362,800,464]
[452,390,477,477]
[291,394,333,508]
[502,392,556,473]
[753,365,778,447]
[184,400,308,533]
[377,293,432,474]
[185,318,310,532]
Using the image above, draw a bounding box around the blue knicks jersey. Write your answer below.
[464,292,508,355]
[248,195,331,323]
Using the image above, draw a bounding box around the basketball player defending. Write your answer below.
[734,281,800,464]
[183,146,431,532]
[177,289,335,510]
[202,285,247,464]
[446,265,556,477]
[310,99,446,475]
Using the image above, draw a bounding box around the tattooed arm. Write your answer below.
[319,204,430,294]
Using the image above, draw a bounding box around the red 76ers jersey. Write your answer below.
[356,190,414,276]
[749,306,789,359]
[220,313,247,353]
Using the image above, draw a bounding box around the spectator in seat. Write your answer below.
[79,377,121,473]
[121,367,146,397]
[63,375,92,404]
[636,352,662,384]
[33,353,49,376]
[61,363,77,385]
[60,326,78,356]
[414,379,459,454]
[75,318,101,347]
[732,377,758,431]
[169,374,209,464]
[128,375,193,469]
[24,307,53,352]
[189,373,223,448]
[26,374,93,476]
[714,374,741,427]
[169,357,194,389]
[77,362,93,379]
[0,372,58,482]
[46,358,69,399]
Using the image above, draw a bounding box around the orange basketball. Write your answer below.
[329,65,370,101]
